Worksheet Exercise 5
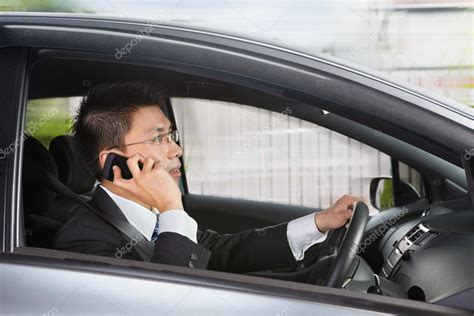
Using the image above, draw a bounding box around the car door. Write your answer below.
[1,14,472,315]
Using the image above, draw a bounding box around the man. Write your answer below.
[53,81,357,272]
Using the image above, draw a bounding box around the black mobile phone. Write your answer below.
[102,153,143,181]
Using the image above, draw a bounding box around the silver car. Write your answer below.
[0,12,472,315]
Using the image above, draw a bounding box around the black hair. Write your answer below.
[72,81,167,180]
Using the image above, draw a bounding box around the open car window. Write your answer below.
[25,97,81,147]
[171,97,424,212]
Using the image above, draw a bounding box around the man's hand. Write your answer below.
[109,154,183,212]
[314,195,361,233]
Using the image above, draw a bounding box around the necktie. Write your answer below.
[151,213,160,242]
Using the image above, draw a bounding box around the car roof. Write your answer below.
[0,12,472,122]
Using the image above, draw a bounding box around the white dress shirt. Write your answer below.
[100,185,327,261]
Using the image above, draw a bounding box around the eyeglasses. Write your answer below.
[106,130,179,150]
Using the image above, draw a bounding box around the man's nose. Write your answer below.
[168,141,183,159]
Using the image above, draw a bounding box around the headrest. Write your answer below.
[49,135,96,194]
[22,136,58,214]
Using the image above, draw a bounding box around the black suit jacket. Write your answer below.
[53,187,297,272]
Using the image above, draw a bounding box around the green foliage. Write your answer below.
[0,0,85,12]
[380,179,395,210]
[25,98,73,148]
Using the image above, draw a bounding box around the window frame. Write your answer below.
[0,46,29,254]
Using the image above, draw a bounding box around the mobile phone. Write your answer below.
[102,153,143,181]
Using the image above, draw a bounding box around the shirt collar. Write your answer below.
[100,184,157,241]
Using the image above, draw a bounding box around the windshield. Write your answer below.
[2,0,473,109]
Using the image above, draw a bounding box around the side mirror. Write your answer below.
[370,177,421,211]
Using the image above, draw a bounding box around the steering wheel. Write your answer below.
[307,201,369,287]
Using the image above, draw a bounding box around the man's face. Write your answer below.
[115,106,183,184]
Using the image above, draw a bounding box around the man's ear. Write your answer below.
[98,149,123,171]
[98,151,110,172]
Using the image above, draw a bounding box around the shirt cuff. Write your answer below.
[287,212,328,261]
[157,210,198,244]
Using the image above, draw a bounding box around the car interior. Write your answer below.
[19,50,474,312]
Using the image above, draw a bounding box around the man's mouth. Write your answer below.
[169,165,182,178]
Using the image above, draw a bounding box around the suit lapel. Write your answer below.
[91,186,129,222]
[90,186,156,261]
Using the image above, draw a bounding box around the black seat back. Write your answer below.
[22,136,62,247]
[49,135,96,195]
[46,135,97,223]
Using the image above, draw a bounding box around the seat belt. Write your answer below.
[44,170,154,262]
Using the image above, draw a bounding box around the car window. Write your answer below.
[171,97,423,211]
[24,96,424,212]
[399,161,424,197]
[25,97,80,147]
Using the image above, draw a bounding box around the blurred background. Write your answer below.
[8,0,472,210]
[3,0,473,107]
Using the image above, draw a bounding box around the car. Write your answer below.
[0,12,472,315]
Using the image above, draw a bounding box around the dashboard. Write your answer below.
[345,198,474,311]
